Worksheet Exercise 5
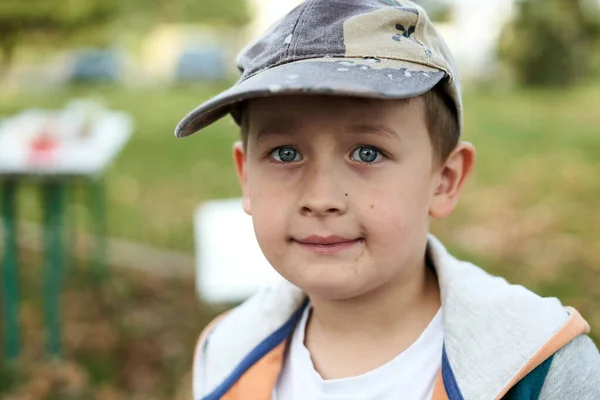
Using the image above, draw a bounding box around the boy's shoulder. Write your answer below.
[536,334,600,399]
[426,235,599,398]
[503,334,600,400]
[193,236,599,399]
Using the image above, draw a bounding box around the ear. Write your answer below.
[429,142,476,219]
[233,141,252,215]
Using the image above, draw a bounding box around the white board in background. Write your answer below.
[194,198,285,304]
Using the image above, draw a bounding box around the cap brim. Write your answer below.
[175,57,445,138]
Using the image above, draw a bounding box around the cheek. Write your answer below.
[247,175,290,256]
[251,207,287,262]
[367,202,406,245]
[363,177,432,242]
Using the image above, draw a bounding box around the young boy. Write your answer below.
[175,1,600,399]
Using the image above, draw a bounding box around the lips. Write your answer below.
[295,235,360,246]
[293,235,363,254]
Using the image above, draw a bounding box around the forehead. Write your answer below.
[244,95,423,132]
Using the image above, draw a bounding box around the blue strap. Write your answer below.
[442,344,465,400]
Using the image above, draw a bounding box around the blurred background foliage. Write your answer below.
[0,0,599,399]
[0,0,249,74]
[499,0,600,86]
[0,0,117,72]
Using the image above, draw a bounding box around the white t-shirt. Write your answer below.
[273,305,443,400]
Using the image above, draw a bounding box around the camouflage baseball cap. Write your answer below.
[175,0,461,138]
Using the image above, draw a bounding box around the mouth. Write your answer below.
[292,235,364,254]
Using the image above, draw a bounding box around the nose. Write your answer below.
[298,161,347,217]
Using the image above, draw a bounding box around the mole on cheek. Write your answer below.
[370,204,374,209]
[345,193,348,197]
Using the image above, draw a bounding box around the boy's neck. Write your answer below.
[304,253,441,379]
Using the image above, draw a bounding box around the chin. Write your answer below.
[288,272,376,301]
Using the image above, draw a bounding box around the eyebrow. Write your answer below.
[252,121,401,142]
[254,120,299,142]
[343,124,400,139]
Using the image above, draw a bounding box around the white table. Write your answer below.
[0,101,132,360]
[0,106,132,177]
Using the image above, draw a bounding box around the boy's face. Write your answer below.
[234,95,472,300]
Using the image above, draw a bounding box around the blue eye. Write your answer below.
[270,146,302,162]
[351,146,383,163]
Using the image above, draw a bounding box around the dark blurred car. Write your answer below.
[68,49,123,83]
[174,46,227,81]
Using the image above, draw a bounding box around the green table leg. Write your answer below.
[87,179,107,279]
[1,180,20,360]
[42,182,66,357]
[66,182,78,274]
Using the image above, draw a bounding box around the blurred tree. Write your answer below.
[0,0,119,74]
[499,0,600,86]
[0,0,249,74]
[118,0,250,30]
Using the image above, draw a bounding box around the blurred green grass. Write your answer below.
[1,83,599,343]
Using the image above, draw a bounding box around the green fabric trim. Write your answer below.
[503,354,555,400]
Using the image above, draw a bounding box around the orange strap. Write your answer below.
[222,340,287,400]
[193,312,287,400]
[431,370,449,400]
